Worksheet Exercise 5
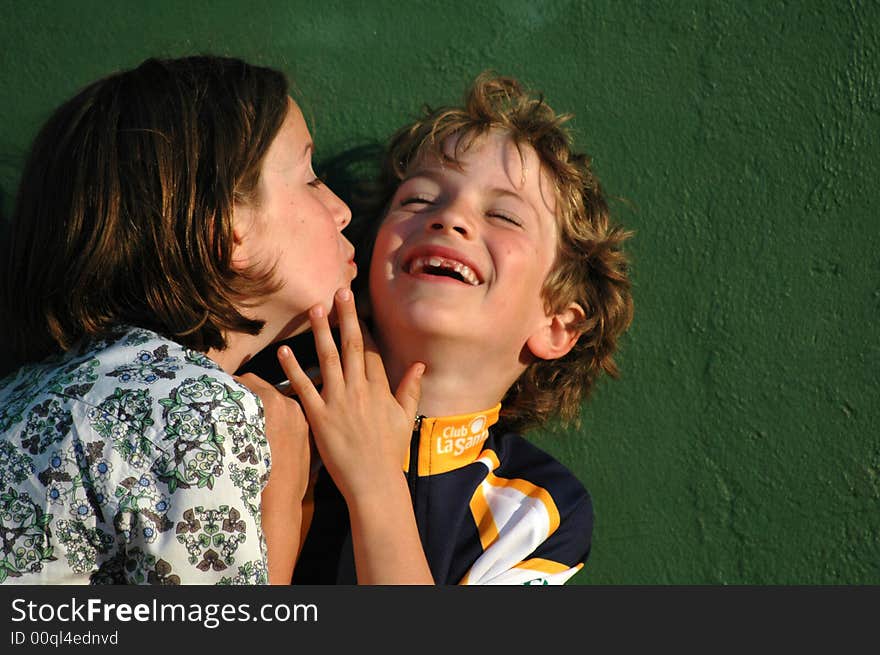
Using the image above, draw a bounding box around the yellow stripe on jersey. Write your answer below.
[514,558,581,575]
[469,448,562,551]
[459,560,583,585]
[470,483,499,548]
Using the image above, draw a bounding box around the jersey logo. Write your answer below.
[436,414,490,457]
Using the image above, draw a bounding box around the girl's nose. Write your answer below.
[326,186,352,229]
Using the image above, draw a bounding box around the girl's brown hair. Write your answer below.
[1,56,289,368]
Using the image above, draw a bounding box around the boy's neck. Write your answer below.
[379,334,523,419]
[210,314,309,375]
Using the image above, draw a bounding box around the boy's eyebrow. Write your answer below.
[400,168,450,184]
[493,187,542,222]
[302,142,314,159]
[488,187,533,205]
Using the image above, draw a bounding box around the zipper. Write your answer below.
[407,415,424,499]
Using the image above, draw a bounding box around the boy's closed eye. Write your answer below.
[395,175,442,206]
[400,195,436,207]
[487,210,523,227]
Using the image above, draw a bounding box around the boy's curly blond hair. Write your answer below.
[358,71,633,432]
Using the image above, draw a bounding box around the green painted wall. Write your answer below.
[1,0,877,584]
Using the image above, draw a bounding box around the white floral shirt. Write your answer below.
[0,327,271,584]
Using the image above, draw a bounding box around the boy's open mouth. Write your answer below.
[406,255,482,286]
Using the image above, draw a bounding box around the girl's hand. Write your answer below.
[275,287,434,584]
[276,287,424,503]
[234,372,310,584]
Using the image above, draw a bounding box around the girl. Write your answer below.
[0,55,354,584]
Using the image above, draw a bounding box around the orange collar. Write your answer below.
[403,404,502,476]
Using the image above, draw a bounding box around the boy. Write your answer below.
[245,72,633,584]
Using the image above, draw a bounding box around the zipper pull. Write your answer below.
[407,414,425,494]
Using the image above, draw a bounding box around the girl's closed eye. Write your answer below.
[307,172,325,188]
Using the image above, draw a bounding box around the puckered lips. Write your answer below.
[401,244,485,286]
[344,245,357,274]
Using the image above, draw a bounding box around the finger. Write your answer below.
[277,344,324,413]
[395,361,425,421]
[309,302,343,394]
[361,320,390,387]
[335,288,365,382]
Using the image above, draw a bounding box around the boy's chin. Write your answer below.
[378,311,475,341]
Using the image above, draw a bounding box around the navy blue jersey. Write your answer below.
[294,405,593,585]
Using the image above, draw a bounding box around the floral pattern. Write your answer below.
[175,506,248,572]
[155,376,245,493]
[106,345,181,385]
[19,399,72,455]
[91,546,181,585]
[0,327,270,585]
[54,519,115,574]
[0,368,48,431]
[217,559,268,585]
[89,388,155,463]
[0,487,55,582]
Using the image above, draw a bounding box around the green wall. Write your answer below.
[1,0,877,584]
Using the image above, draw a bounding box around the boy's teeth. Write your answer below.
[410,256,480,285]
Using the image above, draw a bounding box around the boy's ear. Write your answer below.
[526,302,585,361]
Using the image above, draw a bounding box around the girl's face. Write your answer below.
[234,98,356,337]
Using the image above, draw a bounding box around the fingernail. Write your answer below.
[416,363,426,376]
[311,304,325,318]
[278,346,291,359]
[337,288,351,301]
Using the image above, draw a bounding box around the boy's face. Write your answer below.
[369,129,561,360]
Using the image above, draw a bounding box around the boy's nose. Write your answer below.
[425,207,473,238]
[428,221,469,237]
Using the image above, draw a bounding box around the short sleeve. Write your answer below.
[111,374,271,585]
[460,489,593,586]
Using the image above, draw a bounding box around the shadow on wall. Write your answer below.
[0,185,13,378]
